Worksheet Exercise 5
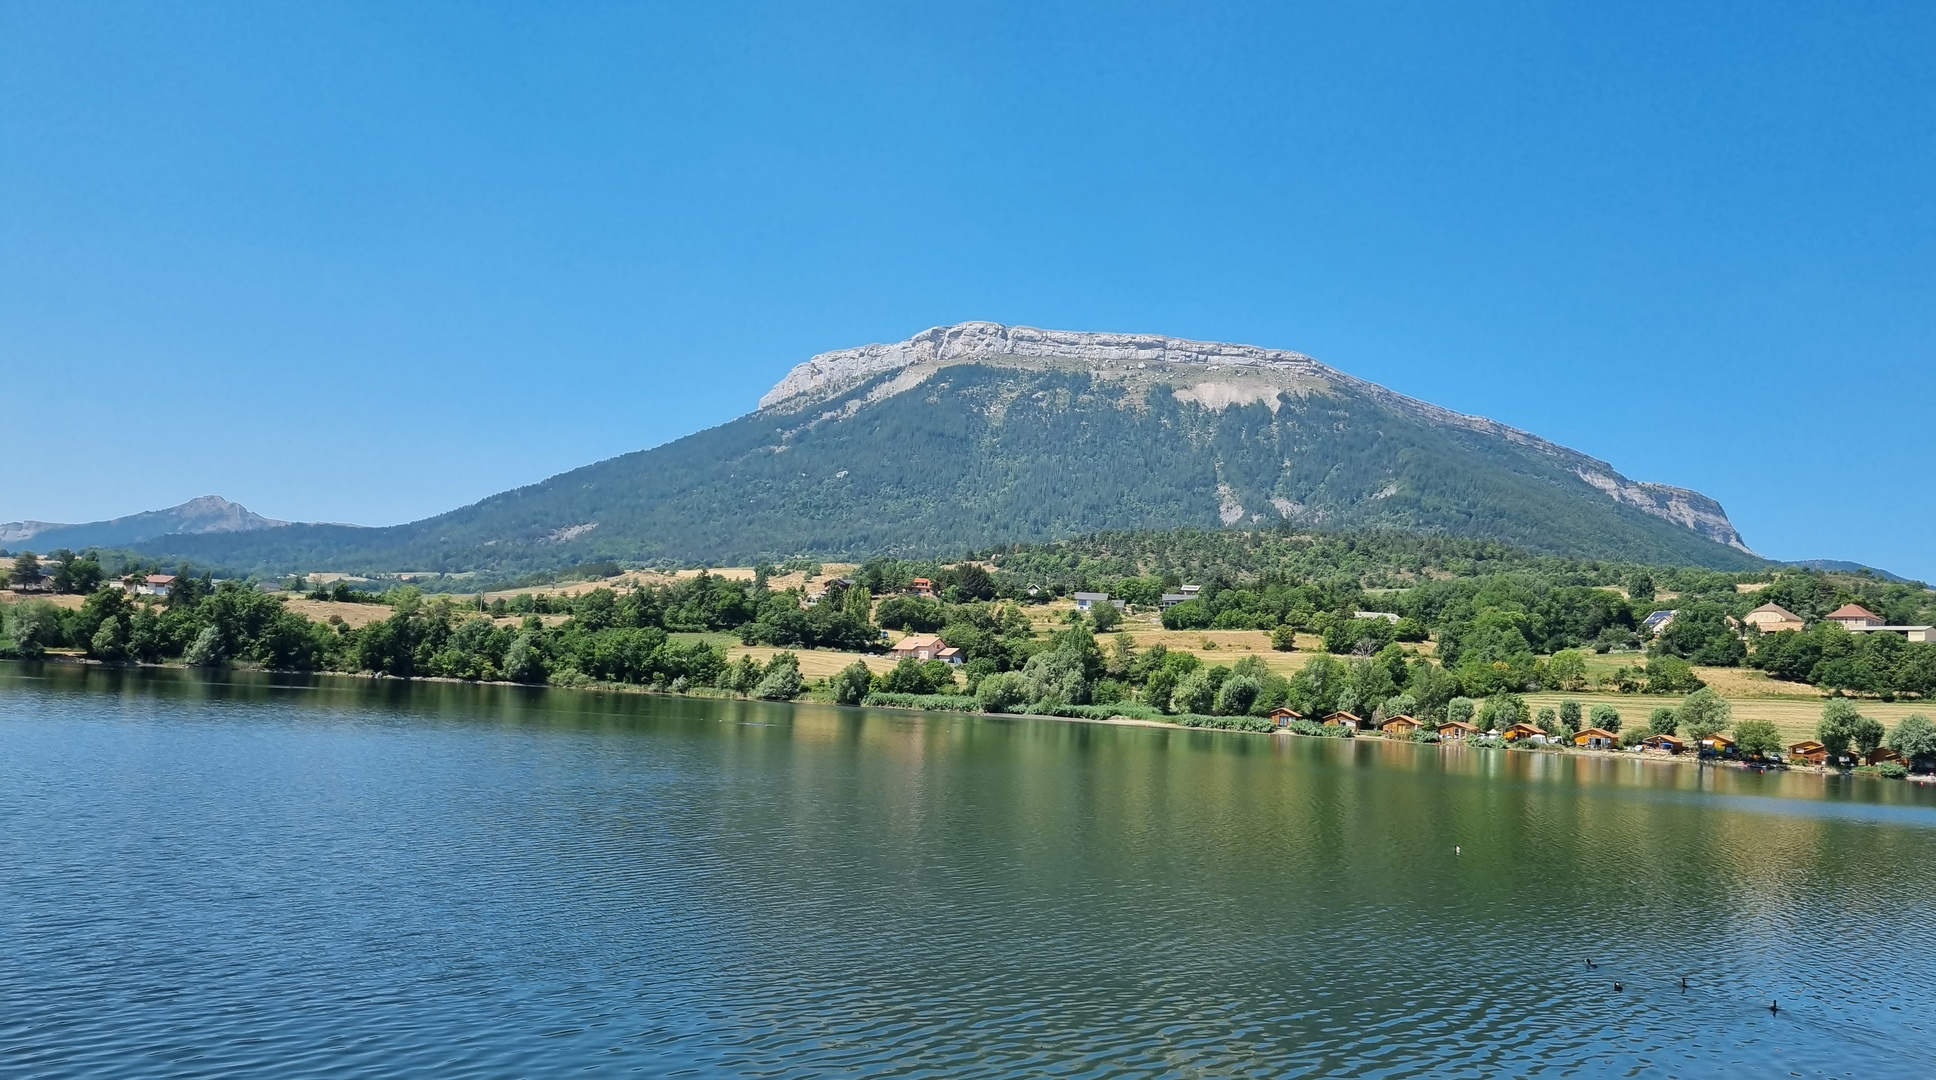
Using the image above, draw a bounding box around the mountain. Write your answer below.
[2,496,285,552]
[134,323,1763,575]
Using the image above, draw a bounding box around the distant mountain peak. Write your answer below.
[0,496,284,550]
[761,322,1753,553]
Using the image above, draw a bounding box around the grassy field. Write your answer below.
[669,631,901,677]
[279,598,396,628]
[1519,688,1924,747]
[466,564,862,604]
[0,590,84,611]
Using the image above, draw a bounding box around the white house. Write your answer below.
[1827,603,1936,642]
[1073,592,1126,612]
[888,634,963,665]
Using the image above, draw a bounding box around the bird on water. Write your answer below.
[1584,959,1597,970]
[1770,1000,1780,1015]
[1613,982,1623,992]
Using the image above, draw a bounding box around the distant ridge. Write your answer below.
[1,496,284,551]
[1789,559,1917,584]
[130,323,1767,575]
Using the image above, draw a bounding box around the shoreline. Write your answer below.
[4,655,1916,781]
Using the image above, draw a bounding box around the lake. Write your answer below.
[3,662,1933,1078]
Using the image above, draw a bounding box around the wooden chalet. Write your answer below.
[1641,733,1687,754]
[1698,732,1736,755]
[1323,711,1363,730]
[1437,719,1480,740]
[1267,707,1303,728]
[1574,727,1617,749]
[1501,722,1545,742]
[1379,714,1421,735]
[1787,740,1828,765]
[1863,746,1902,766]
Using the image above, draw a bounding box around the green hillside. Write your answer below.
[140,362,1763,575]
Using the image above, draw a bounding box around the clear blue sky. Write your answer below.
[4,2,1932,577]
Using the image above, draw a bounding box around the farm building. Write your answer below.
[1743,603,1805,634]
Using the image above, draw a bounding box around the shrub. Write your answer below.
[1644,655,1704,694]
[881,657,957,695]
[183,625,226,668]
[1477,693,1528,730]
[864,692,978,710]
[1547,649,1589,691]
[1170,668,1221,715]
[1160,599,1212,630]
[1173,713,1274,733]
[1270,624,1298,652]
[1819,696,1866,758]
[753,654,804,700]
[1886,714,1936,764]
[1678,689,1730,740]
[1879,761,1908,779]
[1620,726,1652,748]
[1589,703,1622,733]
[1215,674,1262,716]
[975,671,1031,713]
[831,661,873,706]
[1734,719,1782,758]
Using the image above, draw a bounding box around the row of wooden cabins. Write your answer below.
[1779,739,1903,767]
[1264,708,1494,741]
[1259,708,1890,764]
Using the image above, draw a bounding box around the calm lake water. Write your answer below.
[3,662,1934,1078]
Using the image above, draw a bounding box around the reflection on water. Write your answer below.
[3,662,1933,1078]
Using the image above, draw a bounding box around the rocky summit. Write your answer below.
[133,323,1760,574]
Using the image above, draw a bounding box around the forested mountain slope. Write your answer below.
[137,323,1762,575]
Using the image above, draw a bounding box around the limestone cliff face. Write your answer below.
[761,322,1753,553]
